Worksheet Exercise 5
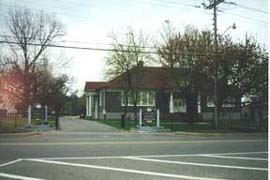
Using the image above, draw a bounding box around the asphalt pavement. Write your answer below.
[0,116,268,180]
[59,116,120,132]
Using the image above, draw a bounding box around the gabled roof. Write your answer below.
[84,81,107,91]
[84,66,177,91]
[105,67,176,89]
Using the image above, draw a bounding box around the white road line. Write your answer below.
[125,157,268,171]
[0,159,22,167]
[27,156,130,160]
[25,154,198,160]
[198,155,268,161]
[25,151,268,160]
[207,151,268,156]
[0,172,48,180]
[26,159,228,180]
[134,151,268,158]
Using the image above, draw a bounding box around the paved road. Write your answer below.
[0,116,268,180]
[59,116,120,132]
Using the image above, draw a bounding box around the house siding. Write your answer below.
[105,91,122,112]
[156,91,170,113]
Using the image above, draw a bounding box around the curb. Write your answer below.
[175,131,268,137]
[0,131,42,138]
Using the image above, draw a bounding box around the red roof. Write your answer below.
[106,67,176,89]
[84,82,107,91]
[84,67,177,91]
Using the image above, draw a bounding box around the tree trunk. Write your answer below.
[186,92,197,129]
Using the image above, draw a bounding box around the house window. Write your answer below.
[122,91,135,106]
[173,98,186,112]
[141,91,148,105]
[148,92,154,105]
[122,90,155,106]
[207,96,215,107]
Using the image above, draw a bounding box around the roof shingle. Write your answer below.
[84,67,177,91]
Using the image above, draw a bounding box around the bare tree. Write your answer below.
[5,8,65,109]
[105,27,151,122]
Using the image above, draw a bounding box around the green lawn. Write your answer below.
[161,121,210,131]
[89,117,267,132]
[90,118,210,131]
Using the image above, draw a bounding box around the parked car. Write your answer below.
[79,109,85,119]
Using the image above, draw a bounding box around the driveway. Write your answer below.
[59,116,120,132]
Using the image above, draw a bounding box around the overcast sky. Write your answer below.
[0,0,268,95]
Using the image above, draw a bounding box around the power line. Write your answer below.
[0,34,156,50]
[224,12,268,25]
[1,0,209,23]
[0,34,218,51]
[200,1,268,25]
[0,2,96,22]
[0,40,158,54]
[234,3,268,14]
[153,0,201,8]
[0,40,219,57]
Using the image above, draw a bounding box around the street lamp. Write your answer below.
[164,19,174,39]
[221,23,236,36]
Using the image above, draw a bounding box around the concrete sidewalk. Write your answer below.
[175,131,268,138]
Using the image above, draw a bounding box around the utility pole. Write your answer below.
[206,0,224,129]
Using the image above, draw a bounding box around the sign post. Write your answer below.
[27,105,31,126]
[157,108,160,128]
[44,105,48,123]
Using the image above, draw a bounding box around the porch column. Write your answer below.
[139,109,142,127]
[169,92,174,113]
[89,95,92,117]
[103,90,106,113]
[86,95,89,116]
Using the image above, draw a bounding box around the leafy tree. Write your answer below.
[158,25,268,129]
[158,26,212,127]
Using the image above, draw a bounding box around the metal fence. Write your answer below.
[0,109,56,132]
[0,113,28,132]
[214,104,268,131]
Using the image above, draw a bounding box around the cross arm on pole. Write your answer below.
[206,0,225,9]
